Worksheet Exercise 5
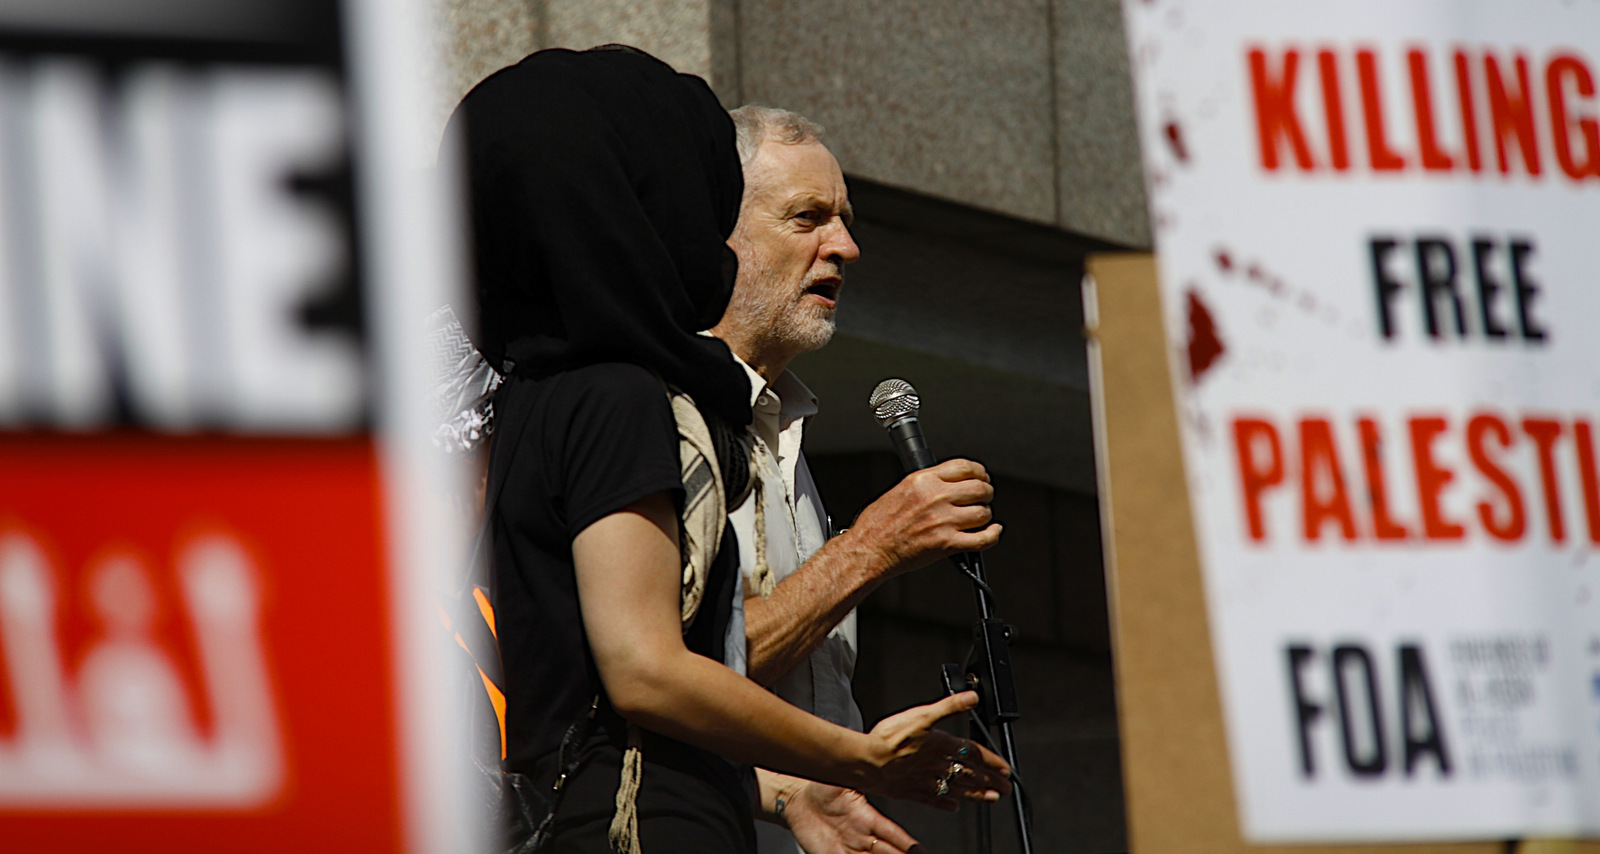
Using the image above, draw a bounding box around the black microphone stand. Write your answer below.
[942,549,1032,854]
[867,379,1031,852]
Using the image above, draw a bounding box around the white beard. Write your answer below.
[724,268,837,356]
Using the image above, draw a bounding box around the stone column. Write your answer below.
[432,0,740,132]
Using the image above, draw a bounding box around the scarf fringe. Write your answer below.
[607,726,645,854]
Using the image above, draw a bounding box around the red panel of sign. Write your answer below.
[0,434,403,852]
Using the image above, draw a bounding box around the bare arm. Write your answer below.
[745,459,1003,685]
[573,491,1009,804]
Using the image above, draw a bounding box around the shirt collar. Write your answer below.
[731,354,819,422]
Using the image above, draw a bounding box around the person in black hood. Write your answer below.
[460,45,749,425]
[451,46,1009,853]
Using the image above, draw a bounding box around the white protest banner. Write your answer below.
[1120,0,1600,842]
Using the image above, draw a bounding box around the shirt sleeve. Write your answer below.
[553,363,684,540]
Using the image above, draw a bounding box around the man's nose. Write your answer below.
[822,222,861,266]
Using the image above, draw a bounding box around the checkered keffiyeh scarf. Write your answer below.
[426,305,502,455]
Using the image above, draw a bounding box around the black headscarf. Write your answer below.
[450,46,751,425]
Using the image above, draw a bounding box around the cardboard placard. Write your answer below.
[1088,253,1599,854]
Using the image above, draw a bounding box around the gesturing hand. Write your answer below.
[785,783,922,854]
[863,690,1010,810]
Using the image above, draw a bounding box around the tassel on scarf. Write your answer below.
[607,725,645,854]
[748,443,776,598]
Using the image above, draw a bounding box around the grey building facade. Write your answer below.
[433,3,1149,850]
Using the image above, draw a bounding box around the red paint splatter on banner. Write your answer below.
[1164,120,1189,163]
[1214,249,1233,272]
[1186,289,1225,383]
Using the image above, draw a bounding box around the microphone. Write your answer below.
[869,378,937,472]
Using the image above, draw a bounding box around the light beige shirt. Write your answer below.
[726,359,863,854]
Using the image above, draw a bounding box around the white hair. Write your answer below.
[729,105,825,168]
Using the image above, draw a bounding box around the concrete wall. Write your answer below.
[431,0,1148,248]
[429,0,732,130]
[431,0,539,130]
[736,0,1147,247]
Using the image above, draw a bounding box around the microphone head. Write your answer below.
[869,378,920,428]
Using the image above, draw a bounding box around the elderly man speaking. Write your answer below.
[711,106,1004,854]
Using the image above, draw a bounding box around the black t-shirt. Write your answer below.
[488,362,739,775]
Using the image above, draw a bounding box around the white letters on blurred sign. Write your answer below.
[0,59,358,431]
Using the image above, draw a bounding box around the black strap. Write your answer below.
[522,696,601,851]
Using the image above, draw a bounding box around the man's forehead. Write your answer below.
[750,140,850,209]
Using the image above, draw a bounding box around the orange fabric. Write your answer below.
[477,665,508,759]
[450,588,505,758]
[473,586,497,639]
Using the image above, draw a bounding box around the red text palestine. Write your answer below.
[1235,413,1600,546]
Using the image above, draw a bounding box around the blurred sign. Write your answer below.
[0,1,470,852]
[1122,0,1600,842]
[0,60,358,430]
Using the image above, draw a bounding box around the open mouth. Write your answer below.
[803,278,841,306]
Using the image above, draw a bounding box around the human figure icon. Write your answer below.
[0,534,79,773]
[76,554,206,780]
[177,534,283,795]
